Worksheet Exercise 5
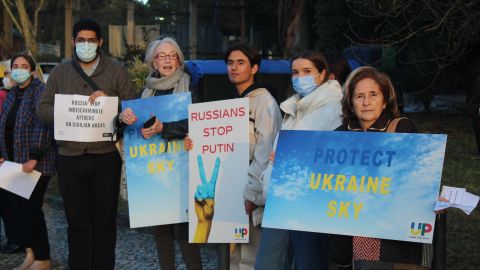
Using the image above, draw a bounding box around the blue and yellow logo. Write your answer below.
[234,228,248,240]
[409,222,432,238]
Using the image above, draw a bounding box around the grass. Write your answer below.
[409,112,480,269]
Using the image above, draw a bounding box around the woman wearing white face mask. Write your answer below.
[0,52,56,270]
[255,51,343,270]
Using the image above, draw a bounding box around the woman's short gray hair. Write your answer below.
[144,36,185,72]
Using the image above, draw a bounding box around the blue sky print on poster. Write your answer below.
[122,93,191,228]
[262,130,447,244]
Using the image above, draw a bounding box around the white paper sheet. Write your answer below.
[435,185,479,215]
[0,161,41,199]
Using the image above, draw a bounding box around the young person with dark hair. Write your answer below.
[255,50,343,270]
[0,52,56,270]
[224,44,282,270]
[38,18,136,270]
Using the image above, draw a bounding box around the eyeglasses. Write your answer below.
[75,38,99,44]
[155,51,178,61]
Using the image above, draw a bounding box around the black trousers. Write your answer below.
[0,187,26,248]
[57,152,121,270]
[20,175,51,260]
[153,223,203,270]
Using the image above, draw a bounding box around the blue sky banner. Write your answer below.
[122,93,191,228]
[188,98,249,243]
[262,130,447,244]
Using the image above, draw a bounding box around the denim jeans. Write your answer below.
[255,228,291,270]
[290,230,329,270]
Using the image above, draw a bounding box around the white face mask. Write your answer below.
[11,69,32,85]
[75,42,98,63]
[2,76,13,89]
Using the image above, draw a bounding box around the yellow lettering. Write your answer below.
[335,174,346,191]
[338,201,350,218]
[326,200,337,217]
[353,203,363,219]
[322,174,333,190]
[156,161,165,172]
[310,173,320,190]
[173,141,182,153]
[380,177,391,195]
[158,142,166,153]
[346,175,357,192]
[359,176,365,192]
[366,176,379,193]
[139,145,148,157]
[147,162,155,174]
[149,144,157,156]
[129,146,138,158]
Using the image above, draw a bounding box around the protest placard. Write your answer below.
[54,94,118,141]
[188,98,249,243]
[263,130,447,244]
[122,93,191,228]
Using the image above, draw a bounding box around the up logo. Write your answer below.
[234,228,248,239]
[410,222,432,236]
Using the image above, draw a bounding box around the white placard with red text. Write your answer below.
[188,98,249,243]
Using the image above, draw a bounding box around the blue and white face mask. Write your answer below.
[292,73,320,97]
[11,68,32,85]
[75,42,98,63]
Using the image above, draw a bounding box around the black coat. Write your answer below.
[332,111,434,269]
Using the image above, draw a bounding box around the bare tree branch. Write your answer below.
[1,0,24,36]
[345,0,480,79]
[34,0,46,36]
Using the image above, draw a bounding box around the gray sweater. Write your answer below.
[38,54,136,156]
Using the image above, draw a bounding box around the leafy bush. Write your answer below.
[127,56,150,95]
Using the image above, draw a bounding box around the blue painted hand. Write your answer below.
[195,155,220,201]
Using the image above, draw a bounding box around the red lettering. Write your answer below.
[203,125,233,137]
[191,112,198,121]
[201,143,235,154]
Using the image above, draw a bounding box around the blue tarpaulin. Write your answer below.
[185,59,291,86]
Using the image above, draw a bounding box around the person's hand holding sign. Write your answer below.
[193,155,220,243]
[88,90,106,103]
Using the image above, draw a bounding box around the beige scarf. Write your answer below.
[141,68,190,98]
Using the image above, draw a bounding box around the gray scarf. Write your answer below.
[141,68,190,98]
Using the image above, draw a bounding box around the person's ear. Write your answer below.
[98,38,104,47]
[251,64,259,76]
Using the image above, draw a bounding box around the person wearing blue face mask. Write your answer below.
[0,52,56,270]
[255,50,343,270]
[37,18,136,270]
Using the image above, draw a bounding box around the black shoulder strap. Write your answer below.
[71,61,99,91]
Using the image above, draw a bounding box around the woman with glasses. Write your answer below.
[120,36,202,270]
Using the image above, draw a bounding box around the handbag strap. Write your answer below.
[71,61,99,91]
[386,117,406,133]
